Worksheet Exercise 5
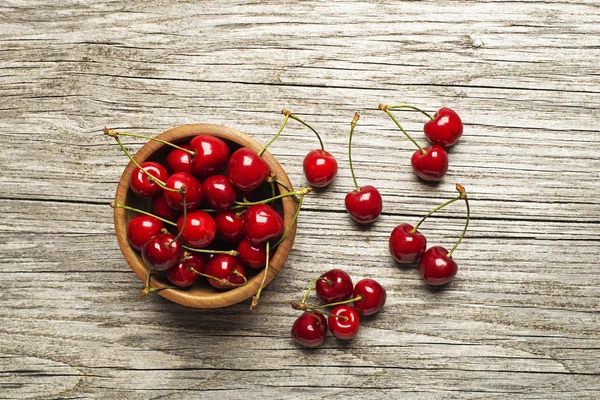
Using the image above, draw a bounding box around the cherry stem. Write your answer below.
[182,246,239,256]
[448,186,470,258]
[308,309,348,322]
[385,104,434,120]
[106,132,179,193]
[140,272,177,296]
[301,276,327,304]
[103,128,196,156]
[250,241,270,310]
[167,187,187,247]
[190,268,247,287]
[273,194,304,247]
[269,179,276,206]
[109,202,177,227]
[348,112,361,191]
[309,295,362,309]
[379,104,425,154]
[233,187,311,207]
[282,109,326,153]
[411,196,461,234]
[273,177,292,193]
[258,114,290,156]
[290,303,349,322]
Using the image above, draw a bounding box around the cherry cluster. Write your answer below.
[104,110,335,308]
[290,269,386,347]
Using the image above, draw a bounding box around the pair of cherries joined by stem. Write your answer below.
[379,104,463,182]
[389,184,470,286]
[290,269,386,347]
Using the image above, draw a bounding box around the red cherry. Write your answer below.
[152,195,180,222]
[419,246,458,286]
[202,174,237,211]
[411,145,448,182]
[353,279,386,316]
[237,238,267,269]
[214,211,245,242]
[389,223,427,264]
[244,204,284,245]
[163,172,203,211]
[204,254,246,290]
[303,149,338,187]
[165,253,204,287]
[291,312,327,347]
[130,161,168,197]
[177,210,217,248]
[315,269,353,304]
[328,305,360,340]
[189,135,230,177]
[127,215,164,251]
[165,144,194,174]
[226,148,270,192]
[344,185,383,224]
[424,108,463,147]
[141,233,182,271]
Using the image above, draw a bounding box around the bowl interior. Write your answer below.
[113,124,297,308]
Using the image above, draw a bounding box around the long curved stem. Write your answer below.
[379,104,425,154]
[103,128,195,156]
[283,109,326,153]
[411,196,460,233]
[182,246,239,256]
[233,187,311,207]
[386,104,434,120]
[168,188,186,247]
[140,272,177,296]
[258,114,290,156]
[250,241,270,310]
[110,202,177,226]
[348,112,361,191]
[301,275,326,304]
[273,194,304,247]
[309,295,362,309]
[447,196,470,258]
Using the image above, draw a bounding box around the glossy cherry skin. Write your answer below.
[177,210,217,248]
[424,108,463,147]
[165,253,204,287]
[152,195,180,222]
[419,246,458,286]
[303,149,338,187]
[316,269,353,304]
[165,144,193,174]
[353,279,386,316]
[329,305,360,340]
[163,172,204,211]
[291,312,327,348]
[237,238,267,269]
[389,223,427,264]
[226,148,270,192]
[141,233,182,271]
[127,215,164,251]
[130,162,168,197]
[189,135,230,177]
[411,146,448,182]
[202,174,237,211]
[344,185,383,223]
[244,204,284,245]
[204,254,246,290]
[215,211,245,242]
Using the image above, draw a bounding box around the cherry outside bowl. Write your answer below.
[113,124,297,308]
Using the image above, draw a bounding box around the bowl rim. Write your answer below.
[113,123,297,308]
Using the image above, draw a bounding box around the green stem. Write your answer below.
[140,272,177,296]
[273,194,304,247]
[301,275,326,304]
[411,196,460,233]
[250,241,270,310]
[381,107,425,154]
[258,114,290,156]
[348,113,361,191]
[284,109,326,153]
[447,197,470,258]
[309,295,362,309]
[182,246,239,256]
[273,177,292,193]
[110,202,177,226]
[233,187,311,207]
[104,129,195,156]
[386,104,434,120]
[306,309,348,322]
[168,189,187,246]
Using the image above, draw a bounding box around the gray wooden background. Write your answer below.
[1,1,599,399]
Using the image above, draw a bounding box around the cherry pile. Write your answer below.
[290,269,386,347]
[105,109,338,309]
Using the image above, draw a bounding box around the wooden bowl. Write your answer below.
[113,124,297,308]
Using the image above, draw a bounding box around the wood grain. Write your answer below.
[1,0,599,398]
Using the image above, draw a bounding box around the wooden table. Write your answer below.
[2,1,598,398]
